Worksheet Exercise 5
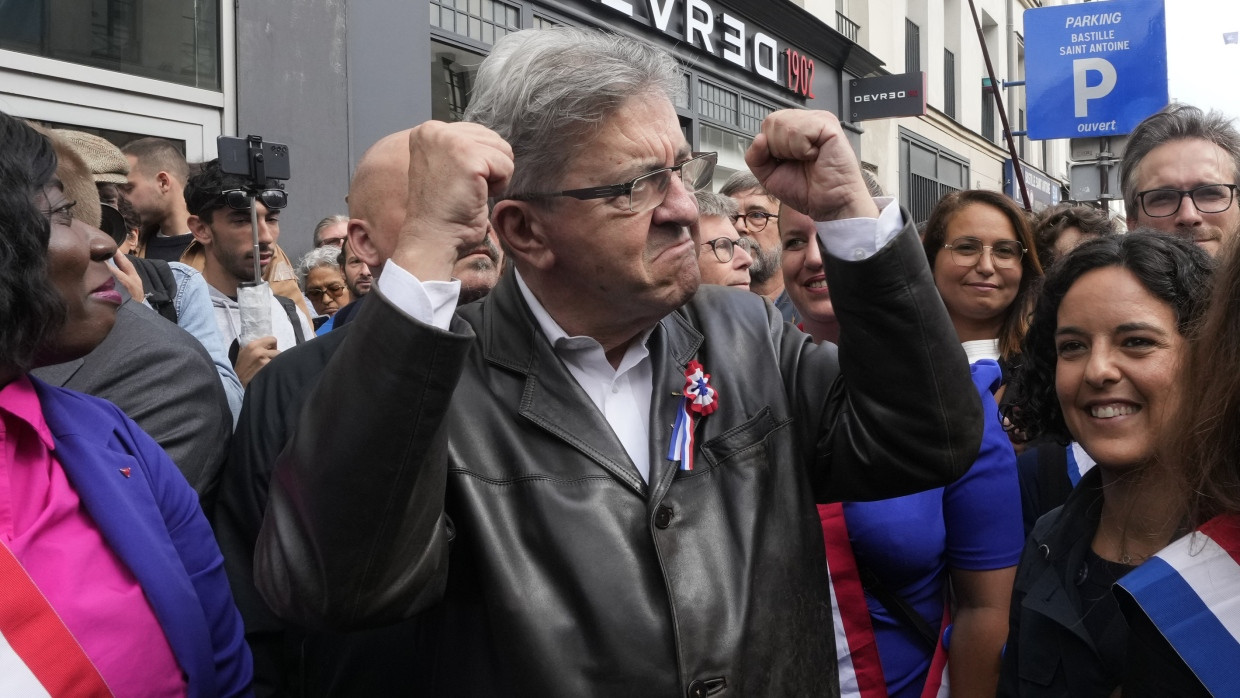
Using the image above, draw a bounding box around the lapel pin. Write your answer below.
[119,467,132,478]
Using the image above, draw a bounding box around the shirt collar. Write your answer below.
[0,376,55,450]
[513,270,656,360]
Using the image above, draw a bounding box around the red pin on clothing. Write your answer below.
[119,467,131,478]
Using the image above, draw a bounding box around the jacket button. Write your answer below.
[686,677,726,697]
[654,506,674,529]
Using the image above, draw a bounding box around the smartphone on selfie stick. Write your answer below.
[217,135,291,344]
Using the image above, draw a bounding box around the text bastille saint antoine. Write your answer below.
[1059,11,1129,56]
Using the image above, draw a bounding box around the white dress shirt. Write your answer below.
[374,198,906,483]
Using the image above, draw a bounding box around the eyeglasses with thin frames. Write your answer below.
[731,210,779,233]
[701,237,741,263]
[943,237,1026,268]
[508,152,717,213]
[1136,184,1237,218]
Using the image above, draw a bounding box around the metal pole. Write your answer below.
[966,0,1032,211]
[249,194,262,283]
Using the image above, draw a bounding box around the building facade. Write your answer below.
[1,0,878,259]
[795,0,1072,224]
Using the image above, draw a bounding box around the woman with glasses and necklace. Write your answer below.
[998,232,1212,697]
[922,190,1044,373]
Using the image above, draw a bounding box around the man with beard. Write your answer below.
[213,128,504,696]
[183,160,314,386]
[720,171,800,323]
[1122,103,1240,257]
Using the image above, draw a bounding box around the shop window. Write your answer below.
[899,128,969,225]
[700,124,753,193]
[697,80,738,129]
[429,0,519,46]
[0,0,220,90]
[531,15,562,29]
[738,96,774,135]
[430,40,486,122]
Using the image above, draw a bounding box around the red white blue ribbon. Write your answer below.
[667,361,718,471]
[1115,513,1240,697]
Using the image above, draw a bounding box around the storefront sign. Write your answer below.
[849,72,926,121]
[1005,159,1062,212]
[597,0,814,97]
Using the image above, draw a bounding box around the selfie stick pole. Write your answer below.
[246,137,268,284]
[249,198,262,283]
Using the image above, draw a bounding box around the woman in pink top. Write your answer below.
[0,112,251,696]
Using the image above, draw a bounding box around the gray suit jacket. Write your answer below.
[33,295,232,502]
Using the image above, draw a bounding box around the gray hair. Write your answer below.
[312,214,349,246]
[1121,103,1240,214]
[298,244,343,287]
[464,27,684,198]
[719,171,771,199]
[694,190,738,220]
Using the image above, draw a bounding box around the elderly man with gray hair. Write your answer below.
[256,26,980,696]
[1121,103,1240,257]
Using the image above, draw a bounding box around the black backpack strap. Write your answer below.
[127,255,179,324]
[857,562,939,649]
[275,295,306,344]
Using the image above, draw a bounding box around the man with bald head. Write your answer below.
[213,128,504,695]
[327,130,503,332]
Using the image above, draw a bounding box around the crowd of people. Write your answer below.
[2,24,1240,697]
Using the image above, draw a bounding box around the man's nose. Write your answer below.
[734,243,753,269]
[1173,192,1206,227]
[653,174,699,227]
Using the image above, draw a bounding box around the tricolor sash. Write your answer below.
[0,540,112,697]
[820,503,888,698]
[1116,513,1240,697]
[1066,441,1095,487]
[918,607,951,698]
[821,503,953,698]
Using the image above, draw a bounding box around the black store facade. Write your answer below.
[235,0,880,254]
[0,0,879,258]
[421,0,879,186]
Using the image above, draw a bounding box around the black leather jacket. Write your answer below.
[255,223,982,697]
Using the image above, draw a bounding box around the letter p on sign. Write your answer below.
[1073,58,1117,117]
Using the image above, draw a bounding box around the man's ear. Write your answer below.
[347,219,384,271]
[188,214,213,245]
[156,171,173,195]
[493,200,554,271]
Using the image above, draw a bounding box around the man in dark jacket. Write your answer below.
[255,27,981,696]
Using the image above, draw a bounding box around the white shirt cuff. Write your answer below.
[375,260,461,330]
[815,197,905,261]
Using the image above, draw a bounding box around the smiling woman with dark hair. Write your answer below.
[999,232,1213,698]
[0,111,251,695]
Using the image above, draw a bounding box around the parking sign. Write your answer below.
[1024,0,1168,140]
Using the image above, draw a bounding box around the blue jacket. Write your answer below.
[32,377,252,697]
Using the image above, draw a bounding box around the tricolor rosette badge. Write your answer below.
[667,360,718,470]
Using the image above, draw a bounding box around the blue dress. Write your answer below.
[842,360,1024,697]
